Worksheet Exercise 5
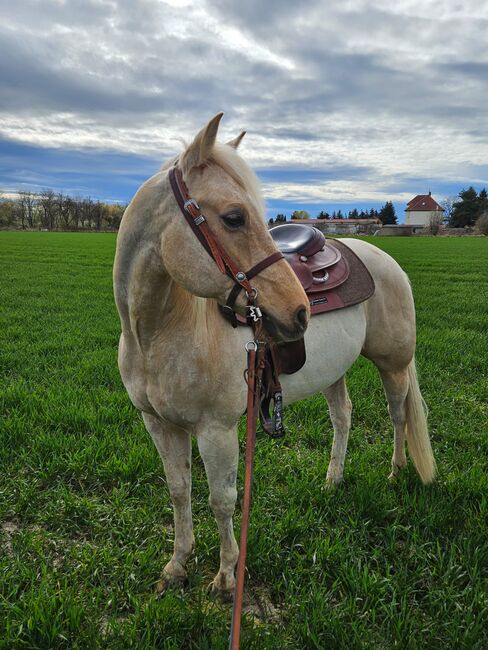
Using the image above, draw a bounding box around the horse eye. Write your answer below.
[221,211,245,229]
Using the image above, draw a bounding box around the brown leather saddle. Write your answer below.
[272,224,354,314]
[229,224,375,323]
[222,224,375,437]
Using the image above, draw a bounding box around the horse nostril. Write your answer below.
[294,306,308,331]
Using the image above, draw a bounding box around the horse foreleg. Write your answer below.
[324,375,352,486]
[378,368,409,479]
[197,424,239,600]
[142,413,194,591]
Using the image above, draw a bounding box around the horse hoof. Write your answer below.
[389,462,407,481]
[210,584,235,603]
[155,574,187,596]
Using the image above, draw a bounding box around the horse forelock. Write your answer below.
[208,143,264,216]
[161,142,264,218]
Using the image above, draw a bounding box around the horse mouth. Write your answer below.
[261,310,306,343]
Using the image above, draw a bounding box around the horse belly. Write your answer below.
[280,304,366,404]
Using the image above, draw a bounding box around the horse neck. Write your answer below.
[115,223,222,354]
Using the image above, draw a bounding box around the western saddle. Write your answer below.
[271,224,351,314]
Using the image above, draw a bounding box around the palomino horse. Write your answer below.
[113,113,435,599]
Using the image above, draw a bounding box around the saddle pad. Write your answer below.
[307,239,375,315]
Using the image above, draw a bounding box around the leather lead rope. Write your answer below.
[229,334,265,650]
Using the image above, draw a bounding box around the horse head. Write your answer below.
[160,113,309,341]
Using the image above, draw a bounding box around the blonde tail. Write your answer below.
[405,359,436,484]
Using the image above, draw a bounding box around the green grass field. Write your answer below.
[1,231,487,649]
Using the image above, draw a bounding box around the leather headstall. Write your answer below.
[168,163,283,328]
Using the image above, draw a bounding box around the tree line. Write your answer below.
[270,201,397,225]
[446,187,488,228]
[2,187,486,232]
[0,190,126,231]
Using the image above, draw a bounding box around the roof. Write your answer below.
[405,194,444,212]
[289,218,381,224]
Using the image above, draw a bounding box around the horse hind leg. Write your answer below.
[379,361,436,483]
[142,413,194,592]
[324,375,352,486]
[379,367,409,479]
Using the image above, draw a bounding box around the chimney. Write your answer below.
[428,190,431,196]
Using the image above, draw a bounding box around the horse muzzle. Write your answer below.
[262,304,309,342]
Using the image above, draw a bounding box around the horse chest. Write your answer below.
[143,335,248,427]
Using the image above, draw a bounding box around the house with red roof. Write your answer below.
[405,192,444,227]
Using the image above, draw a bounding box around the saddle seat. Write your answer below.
[269,223,327,257]
[270,224,349,311]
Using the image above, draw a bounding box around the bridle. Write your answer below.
[168,162,284,650]
[168,164,284,328]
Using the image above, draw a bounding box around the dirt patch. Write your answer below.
[243,587,283,625]
[1,520,20,554]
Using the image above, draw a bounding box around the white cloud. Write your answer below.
[0,0,487,202]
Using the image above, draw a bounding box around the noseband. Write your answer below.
[168,164,284,328]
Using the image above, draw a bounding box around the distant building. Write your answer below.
[405,192,444,227]
[279,218,381,235]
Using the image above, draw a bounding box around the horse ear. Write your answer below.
[180,112,224,175]
[226,131,246,149]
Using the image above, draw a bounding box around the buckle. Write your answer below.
[246,305,262,322]
[184,198,201,218]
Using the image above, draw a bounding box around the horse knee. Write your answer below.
[209,486,237,519]
[169,480,190,508]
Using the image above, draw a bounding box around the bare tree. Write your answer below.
[39,190,58,230]
[93,201,104,231]
[56,192,72,230]
[427,211,444,235]
[440,196,455,224]
[18,191,38,229]
[81,197,94,229]
[17,192,27,229]
[70,197,82,230]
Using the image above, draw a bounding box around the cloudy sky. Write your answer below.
[1,0,487,219]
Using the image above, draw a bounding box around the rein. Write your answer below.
[169,163,283,649]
